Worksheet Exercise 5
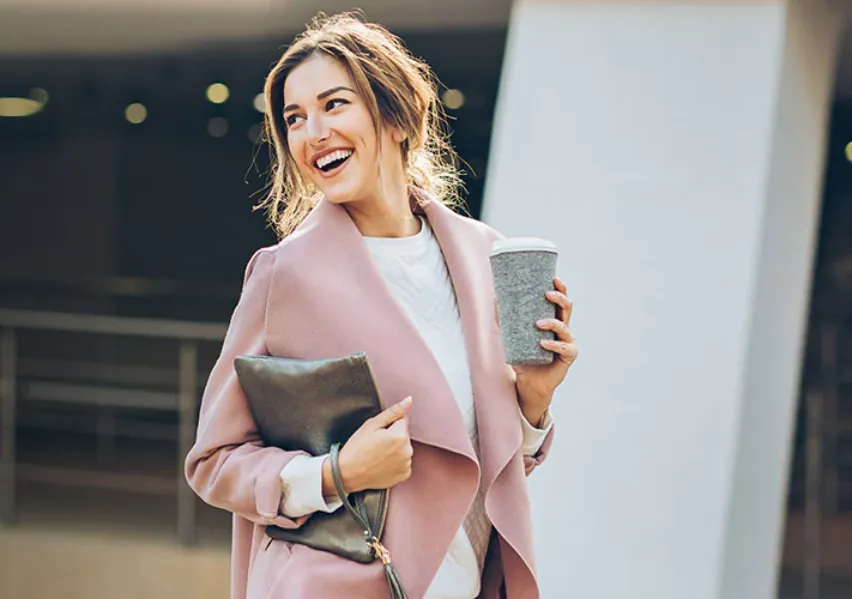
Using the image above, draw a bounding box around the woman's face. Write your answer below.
[282,53,405,207]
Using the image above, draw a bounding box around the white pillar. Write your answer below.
[481,1,846,598]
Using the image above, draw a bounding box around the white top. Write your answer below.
[278,216,552,599]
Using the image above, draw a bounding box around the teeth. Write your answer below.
[315,149,353,169]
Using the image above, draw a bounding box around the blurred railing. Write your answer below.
[0,276,239,322]
[0,309,226,546]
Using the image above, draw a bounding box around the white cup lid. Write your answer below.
[489,237,559,256]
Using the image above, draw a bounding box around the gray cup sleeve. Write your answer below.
[490,249,558,366]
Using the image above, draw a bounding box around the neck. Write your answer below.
[344,182,420,238]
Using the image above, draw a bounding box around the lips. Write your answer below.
[313,148,353,172]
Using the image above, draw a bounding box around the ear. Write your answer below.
[390,126,407,144]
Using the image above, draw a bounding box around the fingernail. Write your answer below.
[401,396,412,406]
[536,319,547,326]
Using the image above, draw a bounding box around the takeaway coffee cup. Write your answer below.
[489,237,560,366]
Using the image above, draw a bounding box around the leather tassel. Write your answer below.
[330,443,410,599]
[384,563,408,599]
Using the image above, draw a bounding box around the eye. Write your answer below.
[326,98,349,111]
[284,113,304,127]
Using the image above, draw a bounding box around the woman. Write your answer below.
[185,13,577,599]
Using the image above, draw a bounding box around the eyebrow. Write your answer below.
[283,86,356,113]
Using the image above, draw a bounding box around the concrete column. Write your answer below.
[481,1,846,598]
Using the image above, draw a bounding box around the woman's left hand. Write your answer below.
[511,277,578,427]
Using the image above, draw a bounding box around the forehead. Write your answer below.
[283,53,355,104]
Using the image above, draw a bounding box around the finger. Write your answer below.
[536,318,574,342]
[540,339,579,365]
[371,396,413,429]
[399,414,410,436]
[546,290,573,324]
[554,279,574,327]
[493,299,500,326]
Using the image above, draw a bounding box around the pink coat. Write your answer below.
[185,195,553,599]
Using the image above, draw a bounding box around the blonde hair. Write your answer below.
[258,12,464,238]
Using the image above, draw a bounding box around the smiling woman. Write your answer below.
[185,10,576,599]
[259,13,463,237]
[279,55,418,238]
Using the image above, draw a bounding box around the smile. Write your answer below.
[314,149,353,174]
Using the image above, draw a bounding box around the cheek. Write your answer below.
[286,134,313,175]
[353,128,380,170]
[340,109,377,152]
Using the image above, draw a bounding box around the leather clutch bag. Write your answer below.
[233,352,388,564]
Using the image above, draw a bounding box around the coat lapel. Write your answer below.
[419,198,523,496]
[267,198,477,464]
[422,198,539,594]
[263,195,539,596]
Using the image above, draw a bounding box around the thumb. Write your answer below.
[370,396,413,429]
[387,413,410,437]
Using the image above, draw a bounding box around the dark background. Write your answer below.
[0,29,506,321]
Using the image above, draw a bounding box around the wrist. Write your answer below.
[327,447,364,495]
[516,383,551,429]
[520,404,548,429]
[320,456,339,497]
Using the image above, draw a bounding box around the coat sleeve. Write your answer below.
[184,247,311,529]
[524,427,554,476]
[508,366,556,477]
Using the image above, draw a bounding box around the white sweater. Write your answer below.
[278,217,552,599]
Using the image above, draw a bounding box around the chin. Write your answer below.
[322,191,355,205]
[326,193,350,204]
[319,184,366,206]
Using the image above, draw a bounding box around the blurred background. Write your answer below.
[0,0,851,598]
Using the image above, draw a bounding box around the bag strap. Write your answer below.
[329,443,408,599]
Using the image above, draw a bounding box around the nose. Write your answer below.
[306,114,331,145]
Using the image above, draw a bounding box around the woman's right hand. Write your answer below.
[321,397,414,496]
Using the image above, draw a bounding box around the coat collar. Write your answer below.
[273,193,522,493]
[417,197,523,493]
